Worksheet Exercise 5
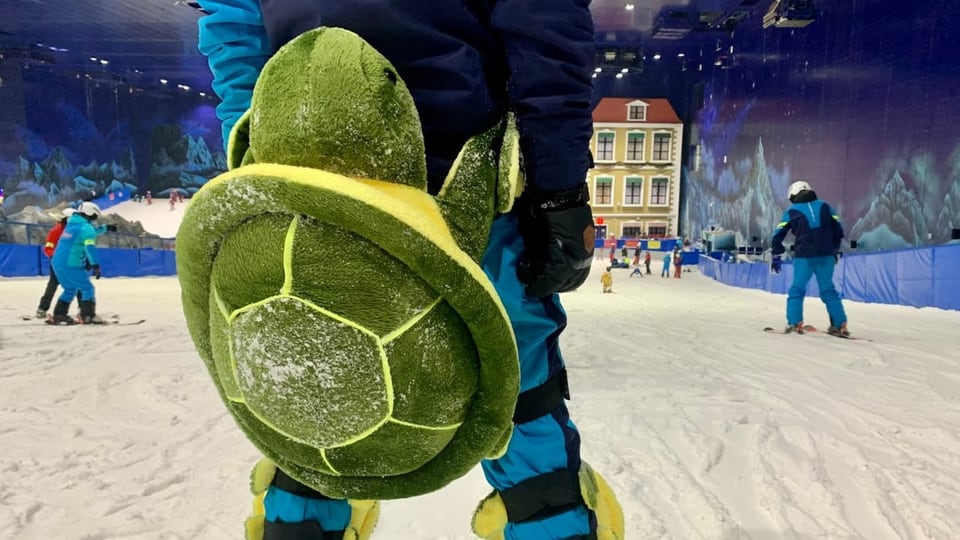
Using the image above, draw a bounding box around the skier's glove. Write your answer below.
[770,255,782,274]
[244,458,379,540]
[516,184,595,298]
[471,462,624,540]
[90,264,101,280]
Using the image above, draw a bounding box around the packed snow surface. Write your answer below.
[102,198,191,238]
[1,264,958,539]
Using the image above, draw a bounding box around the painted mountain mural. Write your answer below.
[684,137,785,247]
[1,123,225,216]
[850,171,927,250]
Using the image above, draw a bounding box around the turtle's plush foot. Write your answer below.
[471,461,624,540]
[245,458,379,540]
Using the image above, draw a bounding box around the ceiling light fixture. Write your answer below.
[160,78,168,84]
[625,3,635,10]
[653,53,661,60]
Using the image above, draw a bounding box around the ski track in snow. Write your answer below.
[1,265,958,539]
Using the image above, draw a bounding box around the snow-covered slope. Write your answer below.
[1,265,958,539]
[102,198,190,238]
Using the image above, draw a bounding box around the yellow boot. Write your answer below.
[244,458,380,540]
[472,461,624,540]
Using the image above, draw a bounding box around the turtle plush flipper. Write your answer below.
[435,113,522,263]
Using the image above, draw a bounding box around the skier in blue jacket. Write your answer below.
[50,201,106,325]
[196,1,621,539]
[771,180,849,336]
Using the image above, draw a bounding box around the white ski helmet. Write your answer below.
[77,201,102,220]
[787,180,812,201]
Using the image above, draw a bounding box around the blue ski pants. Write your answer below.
[55,264,96,304]
[787,255,846,327]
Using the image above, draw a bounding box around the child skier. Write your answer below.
[50,202,106,325]
[771,180,849,336]
[601,267,614,293]
[35,208,76,318]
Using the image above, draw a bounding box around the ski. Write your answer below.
[762,326,812,334]
[42,318,146,327]
[802,325,870,342]
[763,325,869,341]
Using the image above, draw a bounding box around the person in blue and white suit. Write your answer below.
[771,180,850,337]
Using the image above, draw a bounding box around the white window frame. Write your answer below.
[622,176,644,206]
[625,131,645,162]
[621,222,644,238]
[651,131,673,163]
[593,176,614,206]
[648,177,670,207]
[646,222,669,237]
[595,131,616,163]
[625,100,648,122]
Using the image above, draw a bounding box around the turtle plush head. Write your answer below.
[178,27,521,500]
[231,27,427,190]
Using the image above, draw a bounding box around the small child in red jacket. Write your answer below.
[35,208,75,318]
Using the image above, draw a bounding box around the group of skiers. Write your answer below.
[35,201,114,325]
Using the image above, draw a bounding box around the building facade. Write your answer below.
[589,98,684,240]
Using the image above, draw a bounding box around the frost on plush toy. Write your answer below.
[176,27,523,500]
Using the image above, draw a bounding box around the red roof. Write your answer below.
[592,98,681,124]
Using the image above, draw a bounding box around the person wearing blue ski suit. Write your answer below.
[771,180,849,335]
[196,1,621,539]
[51,201,106,324]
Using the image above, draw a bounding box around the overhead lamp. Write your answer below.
[620,68,629,73]
[199,91,206,97]
[178,84,191,91]
[615,73,624,79]
[90,57,98,62]
[763,0,817,28]
[653,53,661,60]
[625,3,635,10]
[594,67,602,73]
[99,59,109,65]
[159,78,168,84]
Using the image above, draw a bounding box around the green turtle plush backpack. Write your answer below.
[177,27,522,500]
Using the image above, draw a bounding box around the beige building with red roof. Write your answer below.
[589,97,684,239]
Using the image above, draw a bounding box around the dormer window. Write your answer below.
[626,100,648,121]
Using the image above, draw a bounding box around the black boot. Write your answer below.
[79,300,103,325]
[51,300,75,325]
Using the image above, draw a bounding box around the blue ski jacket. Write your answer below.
[52,214,103,269]
[196,0,596,195]
[771,191,844,258]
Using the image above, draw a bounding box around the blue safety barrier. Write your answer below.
[0,245,42,276]
[699,244,960,311]
[0,244,177,277]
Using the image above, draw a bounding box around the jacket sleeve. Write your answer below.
[82,226,99,266]
[197,0,273,151]
[827,203,844,251]
[44,223,63,258]
[490,0,595,192]
[771,209,792,256]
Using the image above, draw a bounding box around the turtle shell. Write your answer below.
[177,163,519,500]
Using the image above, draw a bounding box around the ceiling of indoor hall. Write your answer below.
[0,0,834,96]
